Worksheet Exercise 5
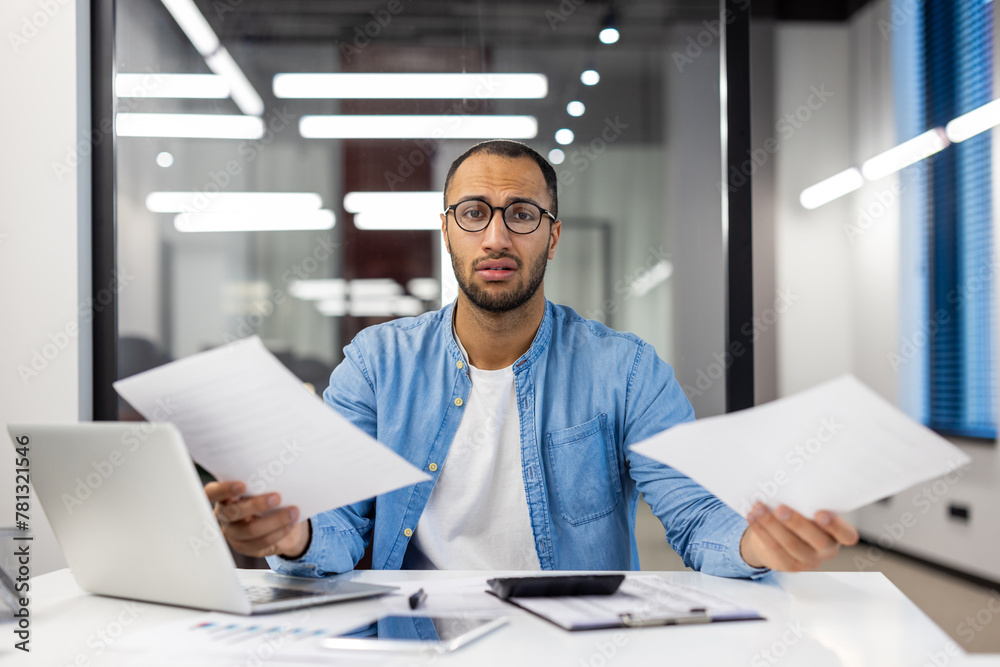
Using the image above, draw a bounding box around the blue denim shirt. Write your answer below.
[267,300,767,579]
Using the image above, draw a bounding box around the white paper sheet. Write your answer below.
[113,336,430,520]
[630,374,971,517]
[507,576,760,631]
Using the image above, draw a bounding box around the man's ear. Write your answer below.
[547,219,562,260]
[440,214,451,254]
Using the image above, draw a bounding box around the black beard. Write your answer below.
[453,248,548,313]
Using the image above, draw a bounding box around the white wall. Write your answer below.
[773,0,1000,583]
[773,24,855,397]
[0,0,90,574]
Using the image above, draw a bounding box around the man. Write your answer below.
[206,140,858,576]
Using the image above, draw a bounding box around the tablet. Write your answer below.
[322,615,508,653]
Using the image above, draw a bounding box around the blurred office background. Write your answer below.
[1,0,998,652]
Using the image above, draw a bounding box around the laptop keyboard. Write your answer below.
[243,585,327,605]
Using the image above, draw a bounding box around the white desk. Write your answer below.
[8,568,998,666]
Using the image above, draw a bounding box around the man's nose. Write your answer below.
[481,208,512,250]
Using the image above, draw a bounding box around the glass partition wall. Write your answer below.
[107,0,746,423]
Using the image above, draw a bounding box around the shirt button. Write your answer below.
[456,360,464,369]
[428,463,438,472]
[454,398,464,407]
[403,528,413,537]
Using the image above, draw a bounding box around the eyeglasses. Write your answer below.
[444,198,555,235]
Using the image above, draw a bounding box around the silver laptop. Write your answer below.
[8,422,395,615]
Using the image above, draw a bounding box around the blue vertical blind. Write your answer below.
[922,0,996,438]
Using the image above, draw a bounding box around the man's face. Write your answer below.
[441,154,561,313]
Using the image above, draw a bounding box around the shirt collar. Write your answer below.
[444,298,553,375]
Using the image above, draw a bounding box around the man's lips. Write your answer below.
[475,258,518,281]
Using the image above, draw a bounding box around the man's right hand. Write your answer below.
[205,481,311,559]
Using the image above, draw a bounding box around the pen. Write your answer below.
[409,588,427,610]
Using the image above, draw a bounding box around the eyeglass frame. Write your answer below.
[443,197,556,235]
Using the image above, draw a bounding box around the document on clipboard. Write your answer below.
[494,576,764,631]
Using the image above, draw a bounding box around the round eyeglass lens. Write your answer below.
[504,202,541,233]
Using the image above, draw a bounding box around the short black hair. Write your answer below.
[443,140,558,219]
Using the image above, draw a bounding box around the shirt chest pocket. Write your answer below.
[545,413,622,526]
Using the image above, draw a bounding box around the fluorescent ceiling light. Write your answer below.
[289,279,347,300]
[581,70,600,86]
[945,98,1000,143]
[316,296,428,318]
[406,278,440,301]
[173,210,335,232]
[799,168,865,210]
[273,73,548,99]
[300,115,538,140]
[293,279,405,303]
[205,48,265,116]
[160,0,219,55]
[344,296,423,318]
[631,261,673,297]
[555,128,574,145]
[316,299,348,317]
[343,191,441,230]
[116,73,229,98]
[117,113,264,139]
[349,279,403,298]
[158,0,263,117]
[147,192,322,213]
[566,101,585,117]
[861,129,950,181]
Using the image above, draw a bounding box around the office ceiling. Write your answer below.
[193,0,719,48]
[191,0,878,47]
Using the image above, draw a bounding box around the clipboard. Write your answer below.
[487,576,765,632]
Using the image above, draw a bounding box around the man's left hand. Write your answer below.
[740,503,859,571]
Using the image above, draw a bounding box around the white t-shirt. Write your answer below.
[405,331,542,570]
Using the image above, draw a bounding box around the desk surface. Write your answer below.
[8,568,1000,666]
